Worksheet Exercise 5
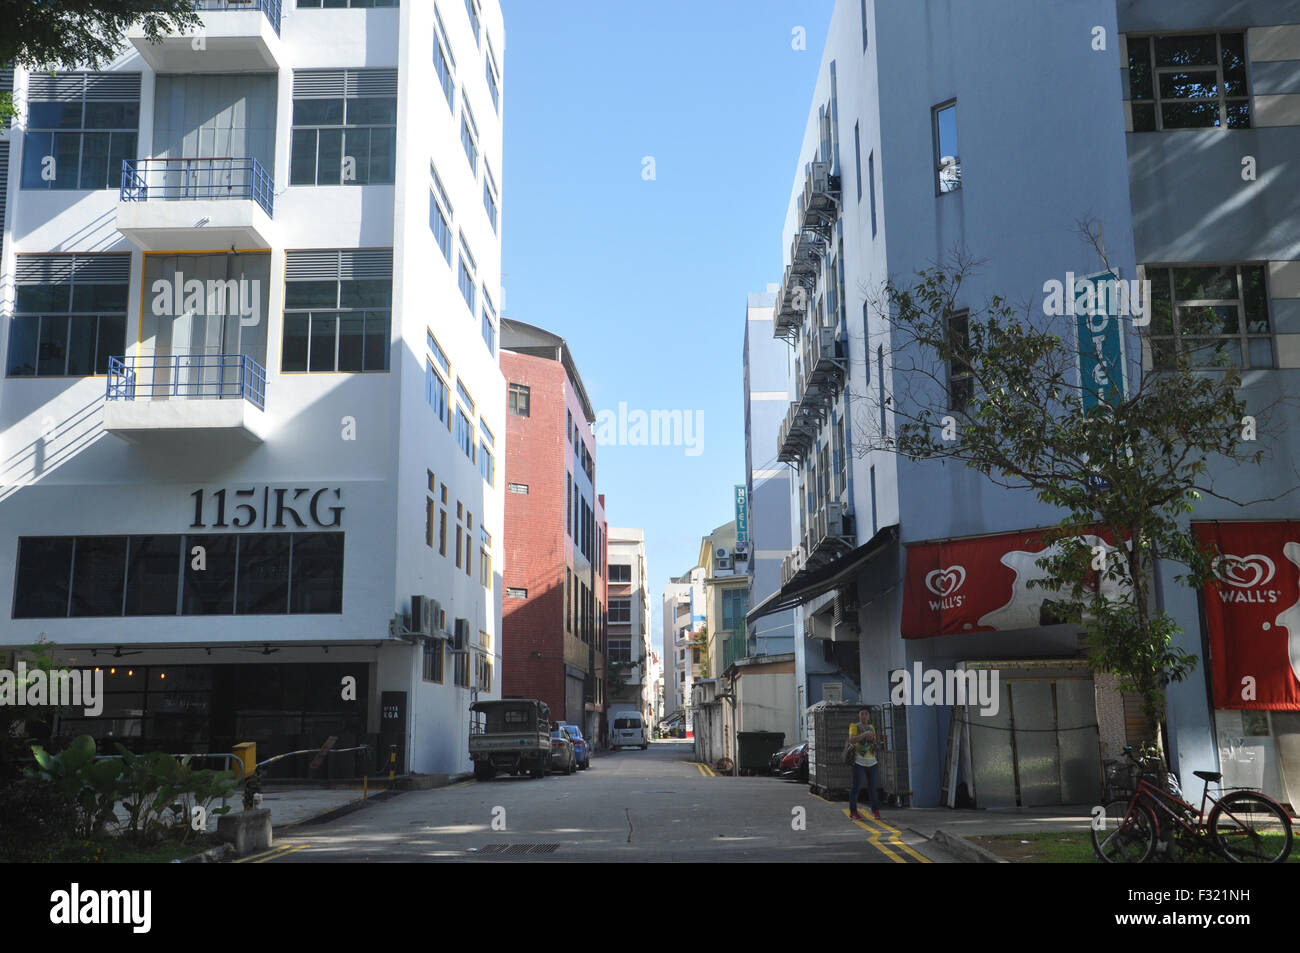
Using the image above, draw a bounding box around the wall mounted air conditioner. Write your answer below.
[410,595,439,636]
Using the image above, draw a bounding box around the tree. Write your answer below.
[856,242,1298,760]
[1,0,199,123]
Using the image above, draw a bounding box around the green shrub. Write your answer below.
[0,777,79,861]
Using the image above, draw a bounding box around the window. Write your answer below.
[609,598,631,623]
[453,645,470,688]
[456,378,475,415]
[8,254,129,377]
[458,236,477,312]
[860,0,869,51]
[853,121,862,201]
[429,187,452,265]
[435,4,457,70]
[21,72,139,191]
[433,14,455,110]
[282,250,392,373]
[508,383,531,417]
[932,100,960,194]
[423,638,444,683]
[947,309,973,412]
[455,407,474,459]
[609,563,631,583]
[482,290,497,355]
[461,96,479,174]
[428,330,450,373]
[868,150,876,237]
[508,483,528,494]
[608,638,631,663]
[485,40,501,113]
[566,475,572,536]
[506,587,527,598]
[1145,265,1272,369]
[1128,33,1249,131]
[299,0,399,6]
[482,162,498,233]
[479,440,494,484]
[722,588,748,633]
[479,531,492,589]
[14,533,344,618]
[476,650,493,691]
[439,506,447,556]
[464,0,481,46]
[425,360,450,427]
[290,69,397,186]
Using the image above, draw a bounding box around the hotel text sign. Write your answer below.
[190,487,344,530]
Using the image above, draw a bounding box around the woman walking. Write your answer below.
[848,709,881,820]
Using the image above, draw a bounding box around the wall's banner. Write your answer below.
[1193,521,1300,711]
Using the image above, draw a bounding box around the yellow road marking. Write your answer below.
[235,844,297,864]
[251,844,307,863]
[865,816,932,863]
[692,762,716,777]
[813,791,928,863]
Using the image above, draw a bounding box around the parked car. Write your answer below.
[769,744,793,775]
[549,725,577,775]
[611,711,648,749]
[558,723,590,769]
[779,742,809,782]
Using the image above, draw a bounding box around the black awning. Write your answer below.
[746,524,899,623]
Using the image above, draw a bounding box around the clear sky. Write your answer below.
[499,0,834,659]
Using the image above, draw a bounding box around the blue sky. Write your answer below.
[499,0,834,656]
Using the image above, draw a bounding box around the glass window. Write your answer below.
[69,536,128,617]
[236,534,292,614]
[291,73,397,185]
[456,407,474,459]
[8,264,128,378]
[460,99,478,174]
[430,190,453,264]
[289,533,345,614]
[609,563,631,583]
[933,101,960,193]
[282,271,391,374]
[1145,264,1272,369]
[14,537,75,617]
[947,309,973,412]
[125,535,182,616]
[485,42,501,113]
[508,382,530,417]
[464,0,480,46]
[479,441,494,485]
[426,361,450,427]
[609,598,631,622]
[182,535,238,616]
[1128,33,1250,131]
[21,74,138,190]
[423,638,444,682]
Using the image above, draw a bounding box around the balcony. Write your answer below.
[103,353,269,450]
[117,157,276,250]
[801,326,845,389]
[127,0,283,73]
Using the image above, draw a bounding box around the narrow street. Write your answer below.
[251,741,948,863]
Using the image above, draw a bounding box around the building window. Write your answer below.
[932,100,960,194]
[485,39,501,113]
[21,72,139,191]
[868,150,876,237]
[476,649,493,691]
[282,251,392,373]
[425,360,450,427]
[299,0,399,6]
[1128,33,1249,131]
[860,0,868,51]
[609,598,631,623]
[429,188,453,265]
[479,440,494,485]
[853,121,862,201]
[453,646,470,688]
[290,69,397,186]
[947,308,973,412]
[479,532,492,589]
[461,96,479,174]
[439,506,448,556]
[464,0,481,46]
[608,638,631,663]
[455,407,474,459]
[458,236,477,312]
[482,162,498,233]
[507,483,528,494]
[506,587,527,598]
[1145,264,1272,369]
[433,16,455,110]
[14,533,344,618]
[508,383,530,417]
[423,638,444,683]
[482,290,497,356]
[722,588,748,633]
[7,254,129,377]
[609,563,631,583]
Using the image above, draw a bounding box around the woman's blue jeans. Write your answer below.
[850,762,880,814]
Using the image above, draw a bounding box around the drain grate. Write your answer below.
[475,843,560,856]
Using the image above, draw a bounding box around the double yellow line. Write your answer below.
[812,792,930,863]
[235,843,308,864]
[692,761,716,777]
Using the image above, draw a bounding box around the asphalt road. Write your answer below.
[249,740,951,863]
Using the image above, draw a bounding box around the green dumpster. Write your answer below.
[736,731,785,776]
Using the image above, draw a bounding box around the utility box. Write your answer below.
[232,742,256,781]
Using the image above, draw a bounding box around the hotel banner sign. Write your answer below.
[1193,521,1300,711]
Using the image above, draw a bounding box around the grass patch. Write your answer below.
[47,834,222,864]
[973,830,1297,864]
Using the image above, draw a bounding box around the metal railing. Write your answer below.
[194,0,282,35]
[120,156,275,217]
[106,353,267,411]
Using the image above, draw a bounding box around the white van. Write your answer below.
[611,711,647,749]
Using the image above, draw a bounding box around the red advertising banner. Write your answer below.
[1192,521,1300,711]
[901,528,1119,638]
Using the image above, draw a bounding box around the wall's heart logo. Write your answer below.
[1213,554,1276,589]
[925,566,966,598]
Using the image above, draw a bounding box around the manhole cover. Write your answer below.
[475,843,560,855]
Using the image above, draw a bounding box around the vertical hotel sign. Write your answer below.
[1074,270,1127,413]
[734,485,749,545]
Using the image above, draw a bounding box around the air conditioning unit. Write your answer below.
[410,595,439,636]
[818,327,838,359]
[715,547,728,559]
[716,555,733,570]
[824,501,844,538]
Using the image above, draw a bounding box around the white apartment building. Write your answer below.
[0,0,507,778]
[606,527,650,723]
[662,566,705,735]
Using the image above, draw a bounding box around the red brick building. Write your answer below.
[500,320,606,745]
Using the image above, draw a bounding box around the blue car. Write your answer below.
[559,723,590,770]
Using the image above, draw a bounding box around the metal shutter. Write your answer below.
[26,72,140,102]
[14,253,131,285]
[293,69,398,99]
[284,248,393,281]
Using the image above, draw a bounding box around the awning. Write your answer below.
[900,526,1121,638]
[1193,520,1300,711]
[746,524,899,623]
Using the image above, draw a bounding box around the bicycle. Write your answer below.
[1091,746,1292,863]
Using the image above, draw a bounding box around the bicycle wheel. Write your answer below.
[1209,791,1293,863]
[1091,800,1156,863]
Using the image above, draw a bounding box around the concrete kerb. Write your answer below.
[930,827,1010,863]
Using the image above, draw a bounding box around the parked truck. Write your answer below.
[468,698,552,781]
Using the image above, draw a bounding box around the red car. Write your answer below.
[779,742,809,782]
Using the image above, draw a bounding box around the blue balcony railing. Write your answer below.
[120,157,275,217]
[194,0,282,35]
[106,354,267,411]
